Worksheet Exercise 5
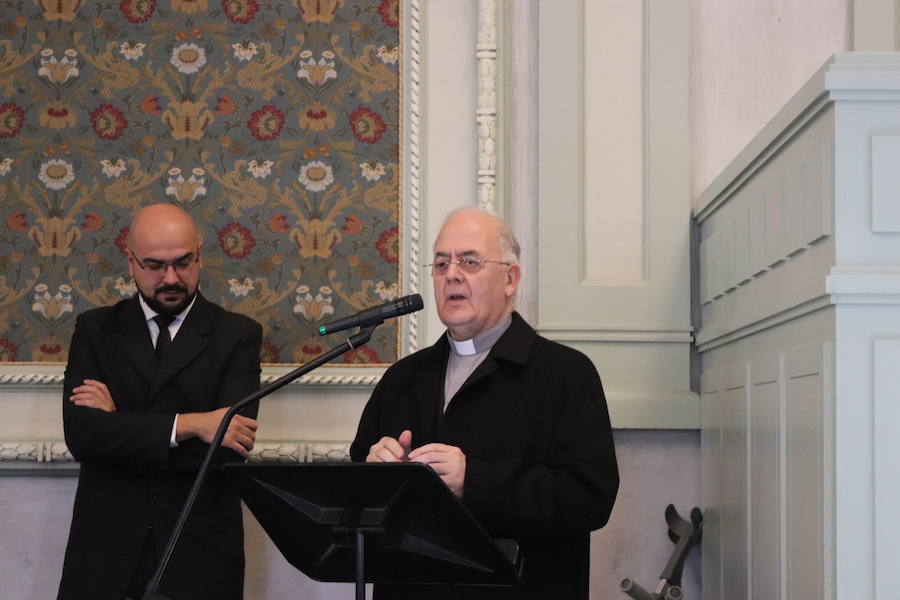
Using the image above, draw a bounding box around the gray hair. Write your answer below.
[440,207,521,264]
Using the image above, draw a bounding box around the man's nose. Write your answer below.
[444,261,464,281]
[161,265,180,284]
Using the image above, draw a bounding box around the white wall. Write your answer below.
[690,0,850,202]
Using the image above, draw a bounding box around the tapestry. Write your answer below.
[0,0,402,365]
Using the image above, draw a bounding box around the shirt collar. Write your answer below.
[138,293,197,325]
[448,314,512,357]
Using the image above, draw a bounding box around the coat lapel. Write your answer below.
[110,296,157,387]
[451,312,535,400]
[414,338,449,443]
[147,294,215,401]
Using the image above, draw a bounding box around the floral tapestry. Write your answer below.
[0,0,402,365]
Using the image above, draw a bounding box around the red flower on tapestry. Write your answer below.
[0,339,17,362]
[348,107,386,144]
[36,335,64,361]
[82,212,103,232]
[377,0,399,27]
[375,227,399,263]
[0,102,25,138]
[247,104,285,141]
[215,95,236,116]
[222,0,259,24]
[7,210,28,232]
[260,341,279,363]
[140,95,161,115]
[119,0,156,23]
[90,104,128,140]
[268,213,289,234]
[218,222,256,259]
[115,227,130,257]
[342,214,363,235]
[343,345,380,364]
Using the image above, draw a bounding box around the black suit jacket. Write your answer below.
[351,312,619,600]
[57,293,262,600]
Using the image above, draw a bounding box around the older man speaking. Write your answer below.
[351,208,619,599]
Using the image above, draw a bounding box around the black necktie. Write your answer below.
[153,314,176,362]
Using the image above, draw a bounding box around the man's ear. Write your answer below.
[505,263,521,298]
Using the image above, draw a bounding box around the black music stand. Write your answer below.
[222,462,521,599]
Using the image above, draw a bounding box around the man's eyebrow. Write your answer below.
[433,250,479,259]
[144,252,194,264]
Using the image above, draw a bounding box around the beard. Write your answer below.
[140,284,196,317]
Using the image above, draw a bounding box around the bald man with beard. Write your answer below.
[58,204,262,600]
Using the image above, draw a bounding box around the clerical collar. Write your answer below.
[448,315,512,356]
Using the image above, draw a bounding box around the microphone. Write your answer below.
[318,293,424,336]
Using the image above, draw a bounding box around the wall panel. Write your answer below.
[538,0,694,427]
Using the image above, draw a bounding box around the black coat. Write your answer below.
[57,294,262,600]
[351,312,619,599]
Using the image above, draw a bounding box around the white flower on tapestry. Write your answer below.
[374,281,399,301]
[170,44,207,74]
[359,161,385,182]
[165,167,207,204]
[38,51,79,84]
[232,42,258,62]
[0,157,12,176]
[298,161,334,192]
[376,45,399,65]
[100,158,127,178]
[114,277,137,297]
[247,159,273,179]
[228,277,255,297]
[296,51,337,86]
[38,159,75,190]
[119,42,146,61]
[293,285,335,321]
[32,283,74,322]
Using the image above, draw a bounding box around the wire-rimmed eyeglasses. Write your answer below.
[129,248,199,275]
[424,256,512,276]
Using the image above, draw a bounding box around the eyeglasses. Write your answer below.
[129,249,199,275]
[425,256,512,275]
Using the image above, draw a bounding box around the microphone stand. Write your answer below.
[143,324,378,600]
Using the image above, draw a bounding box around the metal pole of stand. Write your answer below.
[356,530,365,600]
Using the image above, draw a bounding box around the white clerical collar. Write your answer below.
[448,314,512,357]
[450,338,477,356]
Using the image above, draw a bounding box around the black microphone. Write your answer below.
[318,293,424,336]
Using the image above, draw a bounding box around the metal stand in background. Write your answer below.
[142,326,377,600]
[620,504,703,600]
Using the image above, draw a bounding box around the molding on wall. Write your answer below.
[0,440,353,473]
[477,0,499,213]
[826,266,900,304]
[607,390,700,429]
[0,368,384,389]
[405,0,423,354]
[696,295,833,352]
[539,325,693,343]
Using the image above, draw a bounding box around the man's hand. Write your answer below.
[366,429,412,462]
[177,407,258,457]
[69,379,116,412]
[408,443,466,498]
